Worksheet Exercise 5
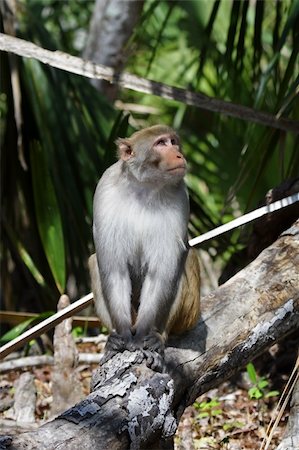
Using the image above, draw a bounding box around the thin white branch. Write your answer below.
[0,353,102,372]
[0,293,93,359]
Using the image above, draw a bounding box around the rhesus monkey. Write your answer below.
[89,125,200,370]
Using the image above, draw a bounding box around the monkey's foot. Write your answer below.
[142,349,165,372]
[135,331,165,372]
[142,331,165,354]
[101,331,131,364]
[101,331,165,372]
[106,331,129,351]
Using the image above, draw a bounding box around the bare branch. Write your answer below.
[0,33,298,134]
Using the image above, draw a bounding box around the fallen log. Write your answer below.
[1,221,298,450]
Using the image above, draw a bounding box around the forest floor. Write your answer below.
[0,330,297,450]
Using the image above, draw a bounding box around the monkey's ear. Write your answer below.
[116,138,135,161]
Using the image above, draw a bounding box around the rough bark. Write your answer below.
[50,295,84,417]
[1,221,298,449]
[12,373,36,424]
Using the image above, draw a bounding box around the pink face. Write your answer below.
[153,134,187,176]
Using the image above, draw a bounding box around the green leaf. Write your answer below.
[30,141,66,293]
[0,312,53,343]
[72,327,84,338]
[0,318,36,343]
[199,402,211,411]
[223,421,244,431]
[265,390,280,398]
[193,401,201,410]
[258,379,269,390]
[246,362,258,384]
[211,409,223,416]
[198,412,210,419]
[209,399,220,408]
[17,243,46,287]
[248,387,263,400]
[199,401,210,410]
[2,221,46,287]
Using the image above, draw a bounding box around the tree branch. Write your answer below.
[0,33,298,134]
[1,221,298,449]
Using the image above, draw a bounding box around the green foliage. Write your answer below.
[72,326,85,339]
[1,0,298,316]
[0,312,53,343]
[0,318,36,343]
[30,141,66,293]
[124,0,299,259]
[194,398,223,420]
[1,0,131,311]
[129,3,298,183]
[222,420,244,432]
[193,396,245,442]
[246,363,280,400]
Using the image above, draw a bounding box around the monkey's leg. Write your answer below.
[89,254,134,362]
[131,249,200,371]
[131,271,178,372]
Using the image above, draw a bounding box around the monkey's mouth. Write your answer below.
[167,165,186,173]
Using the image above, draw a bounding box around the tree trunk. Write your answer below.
[1,221,298,450]
[83,0,144,98]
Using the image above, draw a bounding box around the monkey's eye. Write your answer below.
[156,139,166,146]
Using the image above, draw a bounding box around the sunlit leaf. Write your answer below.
[0,318,35,343]
[0,312,53,343]
[258,379,269,390]
[30,141,66,293]
[265,390,280,398]
[3,221,46,287]
[246,362,258,384]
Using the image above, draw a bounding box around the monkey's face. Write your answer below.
[116,126,187,185]
[150,133,186,177]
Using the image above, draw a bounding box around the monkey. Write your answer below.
[89,124,200,370]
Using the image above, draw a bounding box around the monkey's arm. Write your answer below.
[88,254,112,330]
